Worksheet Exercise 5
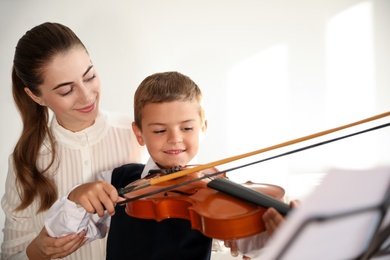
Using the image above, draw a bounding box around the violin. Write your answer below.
[118,111,390,240]
[122,167,289,240]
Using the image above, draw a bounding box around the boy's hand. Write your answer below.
[263,200,299,235]
[68,181,121,217]
[224,240,251,259]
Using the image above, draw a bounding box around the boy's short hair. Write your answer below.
[133,71,204,129]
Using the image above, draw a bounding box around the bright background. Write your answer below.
[1,1,389,258]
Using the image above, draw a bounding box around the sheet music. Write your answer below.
[261,167,390,260]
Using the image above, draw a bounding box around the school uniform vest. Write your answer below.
[107,163,212,260]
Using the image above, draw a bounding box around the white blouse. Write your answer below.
[1,110,146,260]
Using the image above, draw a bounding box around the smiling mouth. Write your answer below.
[164,150,185,154]
[76,102,95,113]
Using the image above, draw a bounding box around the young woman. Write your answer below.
[0,22,144,260]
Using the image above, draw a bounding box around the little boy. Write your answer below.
[45,71,283,259]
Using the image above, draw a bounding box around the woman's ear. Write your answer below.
[24,87,45,106]
[132,122,145,146]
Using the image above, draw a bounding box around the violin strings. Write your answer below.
[117,121,390,205]
[147,111,390,186]
[120,112,390,193]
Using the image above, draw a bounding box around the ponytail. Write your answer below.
[12,68,57,212]
[11,22,85,212]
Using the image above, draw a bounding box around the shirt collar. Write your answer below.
[140,158,159,178]
[140,157,199,178]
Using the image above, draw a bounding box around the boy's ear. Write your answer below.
[201,119,208,133]
[132,122,145,146]
[199,120,207,142]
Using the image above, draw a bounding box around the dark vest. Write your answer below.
[107,163,212,260]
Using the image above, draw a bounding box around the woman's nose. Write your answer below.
[78,83,94,103]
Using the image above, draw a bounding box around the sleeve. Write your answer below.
[44,186,111,244]
[97,170,113,182]
[236,231,269,259]
[0,155,35,260]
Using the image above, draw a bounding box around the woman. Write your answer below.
[0,22,144,260]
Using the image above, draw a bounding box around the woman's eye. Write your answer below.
[84,73,96,82]
[59,87,73,96]
[84,74,96,82]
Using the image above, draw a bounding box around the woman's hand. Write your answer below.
[26,226,87,259]
[68,181,123,217]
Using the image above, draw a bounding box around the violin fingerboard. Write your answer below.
[207,178,290,215]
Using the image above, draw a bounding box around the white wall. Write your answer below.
[1,0,389,256]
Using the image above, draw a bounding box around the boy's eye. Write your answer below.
[183,127,194,131]
[153,129,166,134]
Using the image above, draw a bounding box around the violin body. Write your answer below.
[123,167,285,240]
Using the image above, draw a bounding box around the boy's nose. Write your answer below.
[168,131,183,144]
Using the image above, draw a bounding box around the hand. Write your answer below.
[224,240,252,259]
[263,200,299,236]
[26,226,87,259]
[68,181,123,217]
[224,239,238,257]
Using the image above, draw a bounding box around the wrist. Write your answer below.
[67,190,75,202]
[26,238,50,260]
[67,184,82,203]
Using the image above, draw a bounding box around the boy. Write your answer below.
[45,71,281,259]
[106,71,211,259]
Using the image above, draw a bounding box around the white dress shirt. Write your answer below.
[1,110,146,260]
